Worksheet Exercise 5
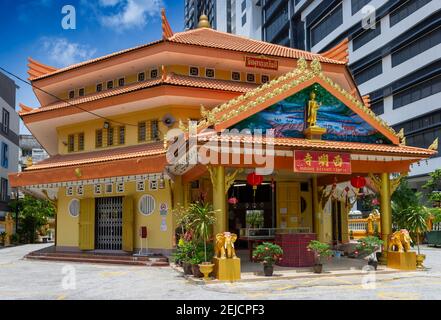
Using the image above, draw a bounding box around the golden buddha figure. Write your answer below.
[307,91,321,128]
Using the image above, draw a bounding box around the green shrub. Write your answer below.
[252,242,283,266]
[307,240,333,264]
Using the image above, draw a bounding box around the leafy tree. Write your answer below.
[391,179,421,230]
[423,169,441,207]
[10,196,55,243]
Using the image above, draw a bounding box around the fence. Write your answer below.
[348,213,381,239]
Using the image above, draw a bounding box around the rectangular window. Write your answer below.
[118,78,125,87]
[118,126,125,145]
[138,72,145,82]
[261,75,270,83]
[67,134,75,152]
[138,122,146,142]
[392,27,441,67]
[96,83,103,92]
[393,74,441,109]
[242,13,247,26]
[151,120,159,140]
[246,73,255,83]
[205,68,215,78]
[78,132,84,151]
[352,22,381,51]
[1,143,8,169]
[351,0,371,15]
[370,100,384,115]
[2,109,9,134]
[107,80,114,90]
[96,129,103,148]
[0,178,8,202]
[232,71,241,81]
[354,60,382,85]
[189,67,199,77]
[311,4,343,47]
[390,0,431,27]
[78,88,85,97]
[107,127,114,146]
[150,69,158,79]
[69,90,75,99]
[241,0,246,12]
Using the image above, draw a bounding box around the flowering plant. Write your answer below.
[355,236,383,261]
[252,242,283,266]
[307,240,333,265]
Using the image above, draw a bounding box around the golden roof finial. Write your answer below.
[429,138,439,151]
[197,14,211,29]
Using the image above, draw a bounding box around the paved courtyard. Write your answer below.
[1,244,441,300]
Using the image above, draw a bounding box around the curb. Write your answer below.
[170,264,419,285]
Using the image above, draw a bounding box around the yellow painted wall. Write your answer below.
[57,180,174,250]
[57,105,200,154]
[58,65,275,100]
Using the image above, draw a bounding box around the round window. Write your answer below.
[139,194,155,216]
[69,199,80,217]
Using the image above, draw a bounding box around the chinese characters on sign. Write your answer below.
[245,56,279,71]
[294,151,351,174]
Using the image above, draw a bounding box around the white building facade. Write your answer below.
[0,72,20,219]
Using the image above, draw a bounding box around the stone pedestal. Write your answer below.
[213,257,241,281]
[303,126,327,140]
[387,251,416,270]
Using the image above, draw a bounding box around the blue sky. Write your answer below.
[0,0,184,134]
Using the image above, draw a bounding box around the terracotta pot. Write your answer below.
[198,263,214,280]
[313,264,323,274]
[192,264,204,278]
[416,254,426,269]
[183,262,193,275]
[263,265,274,276]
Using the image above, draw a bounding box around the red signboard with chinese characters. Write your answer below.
[245,56,279,70]
[294,151,351,174]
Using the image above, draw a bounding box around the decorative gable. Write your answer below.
[232,83,390,144]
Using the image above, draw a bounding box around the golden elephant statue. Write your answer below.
[388,229,413,252]
[215,232,237,259]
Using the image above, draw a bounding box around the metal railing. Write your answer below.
[240,227,311,238]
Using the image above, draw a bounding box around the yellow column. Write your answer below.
[312,176,321,239]
[379,172,392,264]
[173,176,184,208]
[212,166,226,235]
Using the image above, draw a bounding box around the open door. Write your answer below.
[122,196,134,252]
[79,198,95,250]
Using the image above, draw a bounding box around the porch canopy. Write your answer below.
[9,142,168,194]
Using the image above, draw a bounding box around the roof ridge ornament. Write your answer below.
[161,8,174,39]
[197,13,211,29]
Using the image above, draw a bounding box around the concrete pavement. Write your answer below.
[1,244,441,300]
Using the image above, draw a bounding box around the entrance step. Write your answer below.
[25,251,169,267]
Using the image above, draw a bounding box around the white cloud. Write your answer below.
[98,0,163,30]
[41,38,97,67]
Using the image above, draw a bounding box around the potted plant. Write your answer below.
[188,202,217,280]
[402,205,433,269]
[252,242,283,276]
[356,236,383,270]
[307,240,333,273]
[0,232,7,246]
[190,245,205,278]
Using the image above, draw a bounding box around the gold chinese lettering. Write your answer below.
[304,153,313,166]
[333,155,343,168]
[318,154,329,167]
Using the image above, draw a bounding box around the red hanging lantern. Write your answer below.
[247,172,263,188]
[350,176,366,189]
[247,172,263,199]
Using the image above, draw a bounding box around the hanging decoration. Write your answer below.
[247,172,263,201]
[350,176,366,189]
[228,197,239,205]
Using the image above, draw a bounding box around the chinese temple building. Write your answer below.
[10,12,436,262]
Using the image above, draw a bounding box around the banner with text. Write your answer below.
[294,151,351,174]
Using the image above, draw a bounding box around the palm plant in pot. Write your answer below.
[252,242,283,276]
[355,236,383,270]
[189,202,217,280]
[402,205,433,269]
[307,240,333,273]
